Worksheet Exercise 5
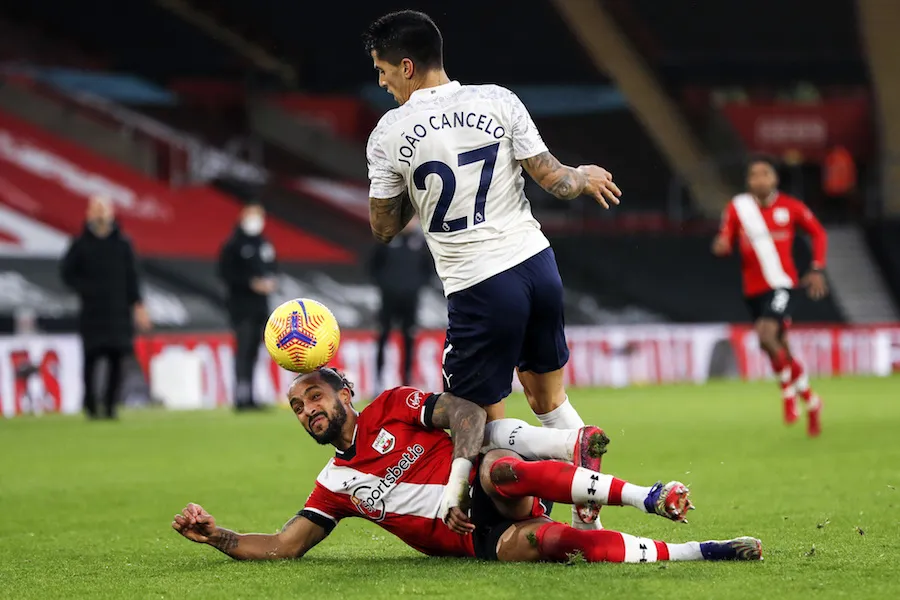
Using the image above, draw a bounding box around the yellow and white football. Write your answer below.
[263,298,341,373]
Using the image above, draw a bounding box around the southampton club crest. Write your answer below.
[773,207,791,226]
[372,428,396,455]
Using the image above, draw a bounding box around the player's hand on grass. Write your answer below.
[802,270,828,300]
[172,503,217,543]
[711,235,732,256]
[576,165,621,209]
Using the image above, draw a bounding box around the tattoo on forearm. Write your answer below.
[211,529,239,554]
[432,394,487,462]
[522,151,586,200]
[370,191,414,243]
[281,516,300,533]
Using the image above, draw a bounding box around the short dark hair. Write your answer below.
[363,10,443,69]
[747,153,780,174]
[295,367,355,398]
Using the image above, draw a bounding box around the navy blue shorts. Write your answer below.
[442,248,569,406]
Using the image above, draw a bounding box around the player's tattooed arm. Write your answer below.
[521,152,622,208]
[369,190,415,244]
[430,393,487,463]
[208,528,240,554]
[521,151,587,200]
[203,516,328,561]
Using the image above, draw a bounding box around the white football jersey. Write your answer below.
[367,81,551,296]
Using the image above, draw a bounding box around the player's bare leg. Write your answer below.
[778,329,822,436]
[482,402,507,423]
[516,368,605,529]
[494,519,762,563]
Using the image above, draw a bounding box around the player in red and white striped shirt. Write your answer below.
[172,368,762,563]
[713,156,828,436]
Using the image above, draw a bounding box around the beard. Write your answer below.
[307,401,348,445]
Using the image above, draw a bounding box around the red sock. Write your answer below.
[769,348,789,374]
[490,457,626,506]
[790,357,803,381]
[535,522,670,563]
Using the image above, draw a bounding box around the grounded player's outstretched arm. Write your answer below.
[172,503,328,560]
[430,393,487,534]
[521,151,622,208]
[369,190,416,244]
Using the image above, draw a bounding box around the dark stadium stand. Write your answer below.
[184,0,608,90]
[865,220,900,311]
[621,0,866,85]
[536,111,675,214]
[550,233,845,324]
[5,0,248,80]
[0,15,104,69]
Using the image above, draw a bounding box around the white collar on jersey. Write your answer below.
[334,424,359,456]
[754,190,779,206]
[409,80,461,102]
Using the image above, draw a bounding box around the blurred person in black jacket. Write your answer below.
[60,195,152,420]
[369,217,434,388]
[218,200,278,411]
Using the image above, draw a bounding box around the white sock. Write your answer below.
[619,533,661,563]
[666,541,703,561]
[482,419,577,461]
[779,367,796,401]
[534,396,585,429]
[793,367,810,394]
[534,397,598,529]
[570,468,651,512]
[807,393,821,410]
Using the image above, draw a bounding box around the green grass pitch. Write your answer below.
[2,376,899,599]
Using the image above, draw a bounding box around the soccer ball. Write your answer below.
[264,298,341,373]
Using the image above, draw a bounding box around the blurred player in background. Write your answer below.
[368,216,434,389]
[712,156,828,436]
[173,368,762,564]
[363,10,621,529]
[218,200,278,412]
[60,195,152,420]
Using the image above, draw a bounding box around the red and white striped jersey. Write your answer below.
[299,387,475,558]
[719,192,827,297]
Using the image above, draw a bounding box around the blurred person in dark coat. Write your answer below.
[369,217,434,388]
[60,195,152,420]
[218,200,278,411]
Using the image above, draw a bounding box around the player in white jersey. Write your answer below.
[363,11,622,530]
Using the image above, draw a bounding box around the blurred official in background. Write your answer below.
[368,217,434,388]
[60,195,152,420]
[218,200,278,411]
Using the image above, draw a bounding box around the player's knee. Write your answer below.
[495,522,546,562]
[479,450,519,495]
[518,377,534,402]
